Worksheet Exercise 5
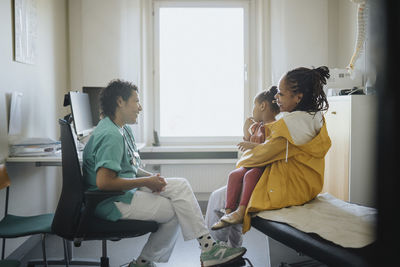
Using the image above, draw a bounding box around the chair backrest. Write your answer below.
[52,119,85,239]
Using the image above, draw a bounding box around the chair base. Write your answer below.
[0,259,21,267]
[27,239,108,267]
[27,257,100,267]
[101,257,109,267]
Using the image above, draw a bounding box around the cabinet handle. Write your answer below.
[331,111,337,114]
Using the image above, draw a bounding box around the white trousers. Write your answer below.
[115,177,209,262]
[204,186,243,248]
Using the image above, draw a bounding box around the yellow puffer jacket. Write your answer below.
[237,117,331,233]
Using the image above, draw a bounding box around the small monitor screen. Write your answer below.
[83,87,103,126]
[69,91,94,136]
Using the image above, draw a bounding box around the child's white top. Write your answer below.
[275,111,323,145]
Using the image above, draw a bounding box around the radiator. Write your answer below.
[145,163,235,200]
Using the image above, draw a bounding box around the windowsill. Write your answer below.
[136,143,146,151]
[139,144,239,164]
[141,158,238,165]
[139,144,237,153]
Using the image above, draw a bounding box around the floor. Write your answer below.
[20,227,268,267]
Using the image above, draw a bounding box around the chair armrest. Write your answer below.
[75,190,124,238]
[84,190,124,211]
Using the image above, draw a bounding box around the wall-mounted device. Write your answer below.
[325,68,363,96]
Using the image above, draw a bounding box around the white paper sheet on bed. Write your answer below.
[256,193,376,248]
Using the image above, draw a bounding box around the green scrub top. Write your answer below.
[82,116,141,221]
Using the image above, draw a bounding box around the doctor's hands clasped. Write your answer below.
[145,173,167,193]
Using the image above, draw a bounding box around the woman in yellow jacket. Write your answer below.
[219,66,332,233]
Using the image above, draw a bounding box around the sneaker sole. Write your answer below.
[201,248,247,267]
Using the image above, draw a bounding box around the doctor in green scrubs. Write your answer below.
[82,79,246,267]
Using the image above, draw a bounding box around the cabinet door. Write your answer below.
[322,100,350,201]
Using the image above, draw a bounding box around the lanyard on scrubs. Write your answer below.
[122,126,140,166]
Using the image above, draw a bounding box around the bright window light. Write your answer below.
[158,7,245,137]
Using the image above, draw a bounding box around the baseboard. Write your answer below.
[6,235,41,261]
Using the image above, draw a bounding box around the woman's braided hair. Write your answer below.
[285,66,330,112]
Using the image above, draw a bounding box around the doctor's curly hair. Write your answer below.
[99,79,138,119]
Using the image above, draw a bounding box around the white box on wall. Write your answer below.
[326,68,363,90]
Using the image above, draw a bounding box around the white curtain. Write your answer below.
[137,0,154,145]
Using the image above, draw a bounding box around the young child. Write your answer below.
[211,86,280,230]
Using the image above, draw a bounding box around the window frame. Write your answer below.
[153,0,251,145]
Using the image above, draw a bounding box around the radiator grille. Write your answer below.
[157,164,235,193]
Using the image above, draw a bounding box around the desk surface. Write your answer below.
[6,155,237,166]
[7,154,70,166]
[6,156,63,163]
[6,143,147,166]
[6,143,237,166]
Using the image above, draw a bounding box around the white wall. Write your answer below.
[0,0,69,257]
[327,0,358,69]
[270,0,329,83]
[69,0,142,140]
[69,0,141,89]
[337,0,358,68]
[270,0,359,84]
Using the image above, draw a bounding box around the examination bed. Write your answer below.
[252,217,375,266]
[250,193,376,267]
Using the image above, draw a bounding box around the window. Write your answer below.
[154,1,249,144]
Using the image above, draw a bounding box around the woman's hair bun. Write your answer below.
[314,66,330,84]
[315,66,330,77]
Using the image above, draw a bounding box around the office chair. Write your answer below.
[0,163,54,267]
[53,119,158,267]
[0,259,20,267]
